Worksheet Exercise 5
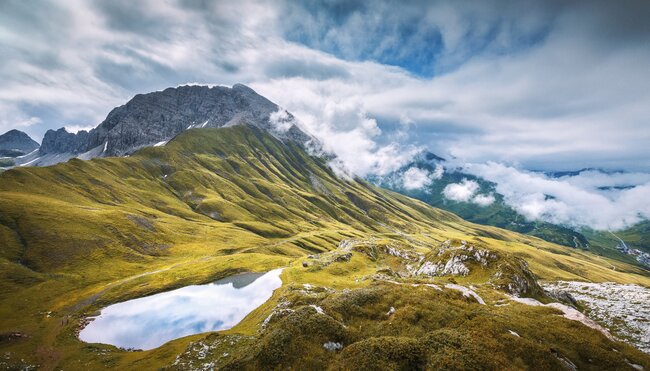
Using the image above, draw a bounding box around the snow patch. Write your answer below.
[16,149,38,159]
[19,156,41,166]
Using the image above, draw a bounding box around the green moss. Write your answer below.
[205,282,649,370]
[336,336,426,370]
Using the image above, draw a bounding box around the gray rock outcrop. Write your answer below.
[40,128,89,154]
[39,84,313,158]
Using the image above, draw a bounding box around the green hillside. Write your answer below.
[1,126,648,370]
[585,221,650,254]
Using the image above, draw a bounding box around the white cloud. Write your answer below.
[65,125,95,134]
[443,179,479,202]
[326,157,354,181]
[260,2,650,172]
[432,164,444,180]
[442,178,495,207]
[399,164,444,190]
[402,167,433,190]
[261,93,422,176]
[268,108,293,133]
[15,116,42,128]
[2,0,648,173]
[559,170,650,191]
[473,193,496,206]
[0,102,42,135]
[463,162,650,230]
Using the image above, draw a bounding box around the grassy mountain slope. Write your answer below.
[0,126,648,370]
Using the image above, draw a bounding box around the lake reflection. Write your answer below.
[79,269,283,350]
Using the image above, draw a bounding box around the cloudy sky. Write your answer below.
[1,0,649,229]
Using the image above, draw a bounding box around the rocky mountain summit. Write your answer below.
[39,128,88,154]
[39,84,313,159]
[0,129,39,157]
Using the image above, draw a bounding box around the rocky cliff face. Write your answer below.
[40,84,312,157]
[39,128,89,154]
[0,129,40,156]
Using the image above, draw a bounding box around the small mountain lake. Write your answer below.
[79,269,283,350]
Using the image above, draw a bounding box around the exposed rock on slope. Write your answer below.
[542,281,650,354]
[38,83,313,161]
[40,128,88,154]
[320,238,544,298]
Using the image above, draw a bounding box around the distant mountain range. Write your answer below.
[0,129,39,157]
[369,154,650,267]
[543,168,619,178]
[8,84,314,168]
[1,84,648,268]
[1,84,649,369]
[0,129,40,168]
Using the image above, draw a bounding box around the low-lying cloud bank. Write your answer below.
[403,165,443,190]
[2,0,649,231]
[458,163,650,231]
[2,0,649,173]
[442,178,495,206]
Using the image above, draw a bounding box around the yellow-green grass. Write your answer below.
[0,126,648,369]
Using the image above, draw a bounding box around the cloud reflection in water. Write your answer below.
[79,269,283,350]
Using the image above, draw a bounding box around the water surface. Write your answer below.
[79,269,283,350]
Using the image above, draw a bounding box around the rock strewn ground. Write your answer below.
[541,281,650,354]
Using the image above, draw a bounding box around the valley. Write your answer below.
[3,1,650,369]
[370,157,650,269]
[0,125,649,369]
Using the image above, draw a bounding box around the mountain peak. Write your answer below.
[33,84,314,166]
[40,128,88,155]
[415,150,446,163]
[0,129,40,156]
[232,83,256,93]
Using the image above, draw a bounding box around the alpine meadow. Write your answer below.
[1,1,649,370]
